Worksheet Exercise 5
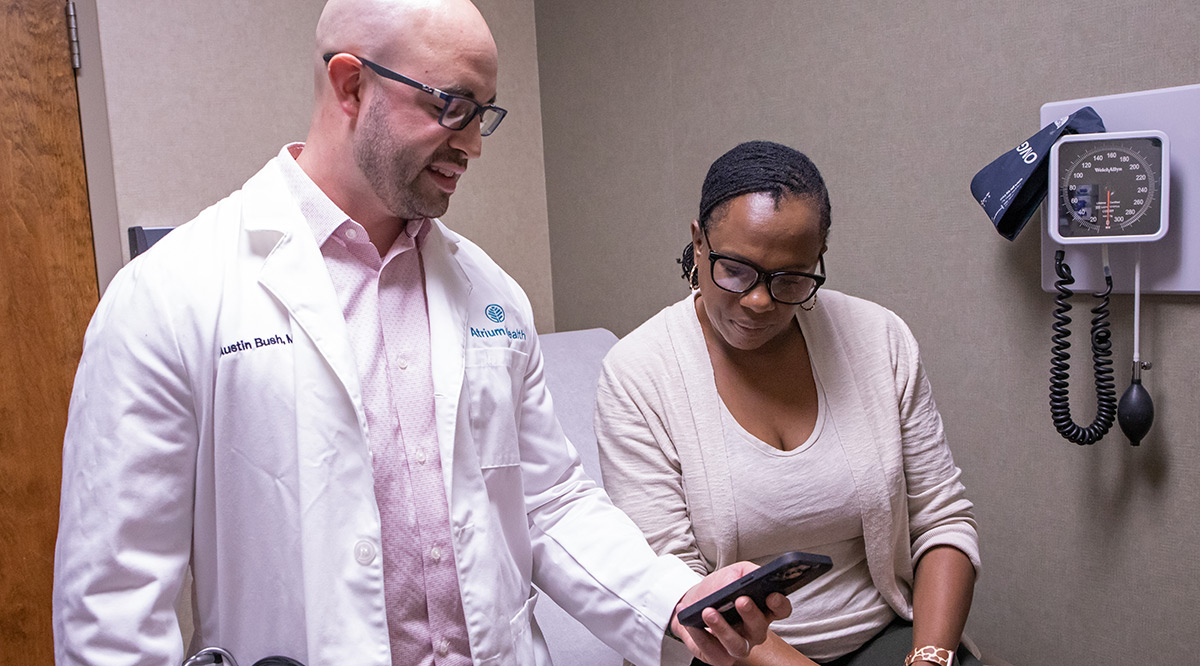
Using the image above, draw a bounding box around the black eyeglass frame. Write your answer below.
[701,228,827,305]
[322,52,507,136]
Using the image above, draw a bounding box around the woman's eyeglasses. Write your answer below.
[702,228,825,305]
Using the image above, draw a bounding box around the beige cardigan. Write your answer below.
[595,291,980,622]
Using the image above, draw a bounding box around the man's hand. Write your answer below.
[670,562,792,666]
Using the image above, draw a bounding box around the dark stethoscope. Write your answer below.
[183,647,304,666]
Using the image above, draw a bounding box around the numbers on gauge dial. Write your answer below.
[1062,145,1156,232]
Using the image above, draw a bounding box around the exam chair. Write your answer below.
[534,328,625,666]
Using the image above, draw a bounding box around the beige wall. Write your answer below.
[85,0,554,331]
[536,1,1200,664]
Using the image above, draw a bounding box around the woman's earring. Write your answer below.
[800,293,818,311]
[689,265,699,289]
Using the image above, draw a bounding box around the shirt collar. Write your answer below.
[278,143,351,248]
[278,143,430,254]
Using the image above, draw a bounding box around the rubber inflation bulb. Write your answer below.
[1117,379,1154,446]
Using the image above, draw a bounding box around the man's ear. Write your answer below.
[325,53,365,118]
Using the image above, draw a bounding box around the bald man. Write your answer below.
[52,1,786,665]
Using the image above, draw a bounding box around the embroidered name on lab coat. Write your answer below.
[220,333,293,356]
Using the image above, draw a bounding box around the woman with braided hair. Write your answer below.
[595,141,982,666]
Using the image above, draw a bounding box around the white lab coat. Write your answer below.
[53,156,699,666]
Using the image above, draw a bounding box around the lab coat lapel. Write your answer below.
[239,164,367,435]
[420,220,472,492]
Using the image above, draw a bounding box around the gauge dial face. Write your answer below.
[1056,136,1164,238]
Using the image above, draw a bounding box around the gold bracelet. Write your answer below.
[904,645,954,666]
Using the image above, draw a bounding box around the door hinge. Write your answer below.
[66,1,81,71]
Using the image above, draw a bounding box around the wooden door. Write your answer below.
[0,0,99,661]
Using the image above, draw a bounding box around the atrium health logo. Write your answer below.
[470,303,526,340]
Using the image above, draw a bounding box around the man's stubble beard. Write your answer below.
[354,95,452,220]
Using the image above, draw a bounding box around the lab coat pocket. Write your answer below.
[464,346,528,468]
[508,589,546,666]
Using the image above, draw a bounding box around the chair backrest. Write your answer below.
[127,225,175,259]
[533,328,625,666]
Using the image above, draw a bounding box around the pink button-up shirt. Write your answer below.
[279,144,471,665]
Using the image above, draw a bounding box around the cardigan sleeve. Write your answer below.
[595,353,711,578]
[889,313,981,574]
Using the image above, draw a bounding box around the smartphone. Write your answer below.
[677,551,832,629]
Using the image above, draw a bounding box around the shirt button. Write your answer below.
[397,356,409,370]
[354,540,376,565]
[344,227,358,240]
[415,448,426,464]
[430,545,442,563]
[436,638,450,656]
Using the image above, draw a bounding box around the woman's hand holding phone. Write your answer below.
[669,552,832,666]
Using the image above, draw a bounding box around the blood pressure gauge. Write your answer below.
[1048,130,1169,244]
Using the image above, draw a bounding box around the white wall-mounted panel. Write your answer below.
[1041,83,1200,294]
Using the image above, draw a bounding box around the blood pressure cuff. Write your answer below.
[971,106,1105,240]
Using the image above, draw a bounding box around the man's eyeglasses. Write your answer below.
[323,53,507,136]
[702,228,826,305]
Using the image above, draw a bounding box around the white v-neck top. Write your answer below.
[722,369,893,660]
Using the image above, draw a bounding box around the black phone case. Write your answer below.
[676,551,833,629]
